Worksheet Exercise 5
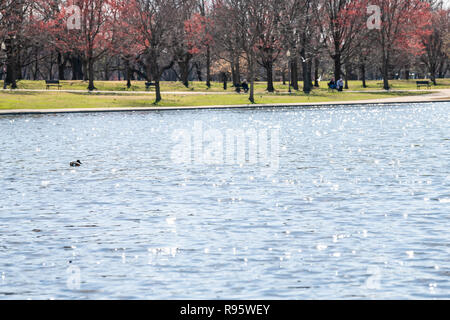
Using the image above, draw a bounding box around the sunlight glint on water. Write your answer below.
[0,102,449,299]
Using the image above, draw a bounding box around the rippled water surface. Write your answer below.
[0,102,449,299]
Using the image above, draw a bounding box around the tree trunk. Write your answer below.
[382,54,390,90]
[33,49,39,80]
[195,63,202,81]
[314,58,320,87]
[301,49,311,94]
[4,39,17,89]
[430,72,436,85]
[306,60,312,88]
[104,63,110,81]
[88,56,96,91]
[206,46,211,88]
[58,53,66,80]
[71,57,77,80]
[155,79,162,103]
[344,63,350,90]
[291,60,299,91]
[83,59,88,81]
[125,59,132,89]
[333,54,341,80]
[428,59,438,85]
[16,49,22,80]
[182,64,189,88]
[117,57,121,81]
[248,55,255,103]
[222,72,227,90]
[5,60,17,89]
[231,61,237,87]
[232,56,241,86]
[178,54,191,88]
[71,56,82,80]
[361,62,367,88]
[265,61,275,92]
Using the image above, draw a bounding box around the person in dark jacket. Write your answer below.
[328,78,337,90]
[241,80,249,93]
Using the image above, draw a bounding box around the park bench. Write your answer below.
[45,80,62,90]
[145,82,156,91]
[416,81,431,89]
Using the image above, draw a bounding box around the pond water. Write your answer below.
[0,102,449,299]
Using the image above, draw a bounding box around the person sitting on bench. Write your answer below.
[328,78,337,90]
[241,80,249,93]
[337,78,344,92]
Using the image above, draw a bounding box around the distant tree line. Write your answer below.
[0,0,449,102]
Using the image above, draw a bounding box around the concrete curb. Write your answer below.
[1,98,449,116]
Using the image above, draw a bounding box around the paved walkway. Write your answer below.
[1,88,232,95]
[1,89,449,115]
[1,88,449,95]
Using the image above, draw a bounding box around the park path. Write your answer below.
[1,88,232,95]
[1,88,449,95]
[1,89,449,115]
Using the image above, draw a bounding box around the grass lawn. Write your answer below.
[0,90,433,110]
[7,79,450,93]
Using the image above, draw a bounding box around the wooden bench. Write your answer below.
[145,82,156,91]
[416,81,431,89]
[46,80,62,90]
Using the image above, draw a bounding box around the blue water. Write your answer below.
[0,102,449,299]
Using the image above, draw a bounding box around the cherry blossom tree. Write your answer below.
[36,0,119,90]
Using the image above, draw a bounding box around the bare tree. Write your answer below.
[120,0,181,102]
[421,8,449,84]
[316,0,367,81]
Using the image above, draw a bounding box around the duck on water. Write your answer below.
[70,160,82,167]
